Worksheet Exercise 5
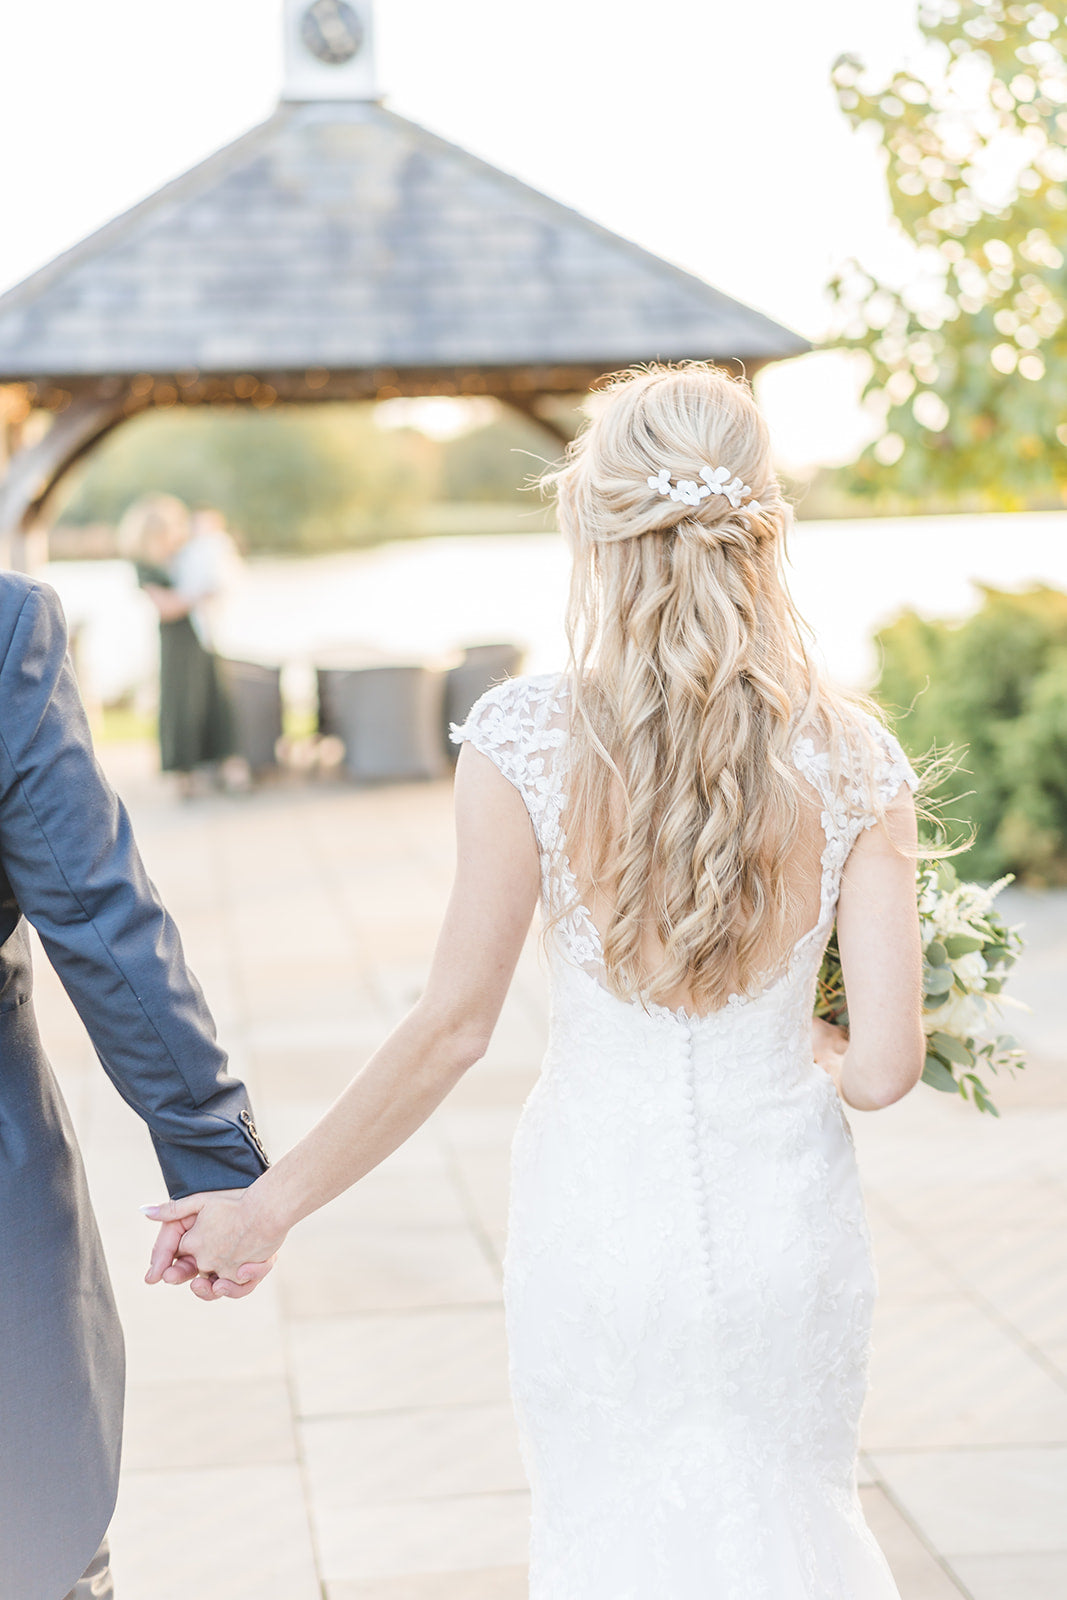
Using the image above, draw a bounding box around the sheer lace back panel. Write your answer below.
[451,672,917,1013]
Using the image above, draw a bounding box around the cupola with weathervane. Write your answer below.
[283,0,379,101]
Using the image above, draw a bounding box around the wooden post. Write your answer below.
[502,394,574,449]
[0,390,132,571]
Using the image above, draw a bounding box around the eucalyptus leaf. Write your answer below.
[928,1031,975,1066]
[922,1056,958,1093]
[943,934,983,957]
[923,966,954,995]
[966,1078,999,1116]
[926,940,948,965]
[924,989,950,1009]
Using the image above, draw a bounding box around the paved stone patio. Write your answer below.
[41,745,1067,1599]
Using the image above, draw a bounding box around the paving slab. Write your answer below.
[122,1377,296,1470]
[948,1551,1067,1600]
[108,1465,320,1600]
[290,1307,511,1416]
[301,1402,527,1506]
[868,1446,1067,1555]
[858,1487,967,1599]
[312,1491,532,1583]
[863,1294,1067,1449]
[276,1221,502,1316]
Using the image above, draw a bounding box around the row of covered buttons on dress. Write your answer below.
[681,1022,714,1290]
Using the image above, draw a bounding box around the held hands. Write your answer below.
[142,1184,287,1302]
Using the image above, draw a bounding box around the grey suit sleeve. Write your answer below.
[0,580,268,1196]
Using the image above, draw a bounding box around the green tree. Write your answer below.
[59,404,444,552]
[57,400,559,552]
[830,1,1067,504]
[875,584,1067,879]
[440,407,560,502]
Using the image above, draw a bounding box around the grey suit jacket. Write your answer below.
[0,576,268,1600]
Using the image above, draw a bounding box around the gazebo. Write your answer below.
[0,0,808,568]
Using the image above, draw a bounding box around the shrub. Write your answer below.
[874,586,1067,883]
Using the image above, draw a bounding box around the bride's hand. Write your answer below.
[143,1182,288,1298]
[812,1016,849,1089]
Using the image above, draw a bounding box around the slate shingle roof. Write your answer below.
[0,100,808,382]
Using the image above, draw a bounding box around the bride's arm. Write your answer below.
[145,744,540,1288]
[831,789,925,1111]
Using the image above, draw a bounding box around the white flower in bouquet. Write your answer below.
[924,986,988,1042]
[816,860,1026,1115]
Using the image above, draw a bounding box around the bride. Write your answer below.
[147,363,923,1598]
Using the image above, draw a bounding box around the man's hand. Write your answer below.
[145,1214,275,1300]
[142,1184,286,1299]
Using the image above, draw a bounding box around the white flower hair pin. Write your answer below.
[647,463,763,516]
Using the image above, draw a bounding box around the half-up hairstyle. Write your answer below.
[545,362,869,1011]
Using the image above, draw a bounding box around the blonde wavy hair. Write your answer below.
[546,362,875,1011]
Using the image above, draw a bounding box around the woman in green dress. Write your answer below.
[119,495,233,796]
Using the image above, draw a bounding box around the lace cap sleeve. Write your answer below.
[450,672,569,854]
[449,675,533,796]
[860,715,919,820]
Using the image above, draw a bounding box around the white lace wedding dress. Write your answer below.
[453,673,917,1600]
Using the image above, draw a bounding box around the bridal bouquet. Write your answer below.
[815,861,1025,1114]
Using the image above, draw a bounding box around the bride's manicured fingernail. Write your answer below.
[140,1204,162,1215]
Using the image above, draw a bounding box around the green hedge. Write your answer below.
[874,586,1067,883]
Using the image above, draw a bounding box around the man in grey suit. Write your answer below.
[0,574,270,1600]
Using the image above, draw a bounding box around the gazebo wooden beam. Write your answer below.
[500,394,572,449]
[0,363,599,561]
[0,350,774,567]
[0,387,137,569]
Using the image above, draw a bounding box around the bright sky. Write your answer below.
[0,0,925,470]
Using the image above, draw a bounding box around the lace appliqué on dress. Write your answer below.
[792,713,918,931]
[451,673,603,975]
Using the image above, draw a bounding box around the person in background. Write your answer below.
[118,495,235,798]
